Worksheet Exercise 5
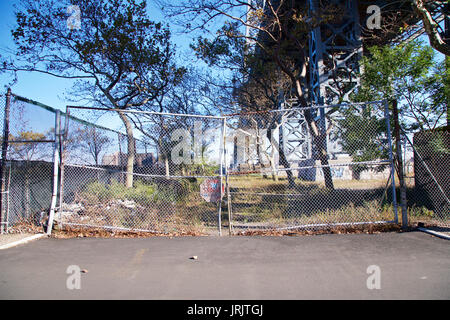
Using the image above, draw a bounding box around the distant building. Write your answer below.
[102,152,156,167]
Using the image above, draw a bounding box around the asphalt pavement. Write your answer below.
[0,231,448,299]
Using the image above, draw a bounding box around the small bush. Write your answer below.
[408,205,434,218]
[125,181,157,205]
[80,179,193,205]
[82,181,115,203]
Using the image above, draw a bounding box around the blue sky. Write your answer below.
[0,0,445,162]
[0,0,72,110]
[0,0,445,115]
[0,0,201,113]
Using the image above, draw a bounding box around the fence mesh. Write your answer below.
[403,129,450,227]
[1,94,58,233]
[0,92,448,235]
[58,108,225,235]
[225,102,398,233]
[0,93,4,233]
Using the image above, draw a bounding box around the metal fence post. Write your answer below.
[384,101,399,224]
[58,107,70,227]
[46,110,60,235]
[223,119,233,236]
[0,88,11,234]
[217,117,226,236]
[392,100,408,229]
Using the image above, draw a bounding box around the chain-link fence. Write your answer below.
[58,107,226,235]
[0,93,59,233]
[1,91,448,235]
[402,128,450,227]
[225,101,399,233]
[0,92,5,233]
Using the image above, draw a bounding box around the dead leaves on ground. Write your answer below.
[234,224,403,236]
[50,225,206,238]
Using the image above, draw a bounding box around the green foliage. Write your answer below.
[126,181,157,204]
[337,106,388,178]
[81,179,194,205]
[92,180,159,205]
[82,180,124,203]
[4,0,185,108]
[187,164,219,176]
[355,40,434,101]
[429,134,450,155]
[408,205,434,218]
[342,40,447,176]
[353,40,446,131]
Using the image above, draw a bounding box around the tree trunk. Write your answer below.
[413,0,450,56]
[270,49,334,189]
[278,140,296,188]
[270,150,278,181]
[165,155,170,177]
[255,130,268,179]
[266,126,295,188]
[314,131,334,190]
[118,111,135,188]
[262,137,278,181]
[293,79,334,190]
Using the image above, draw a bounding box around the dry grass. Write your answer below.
[7,175,439,237]
[228,175,387,192]
[228,175,436,229]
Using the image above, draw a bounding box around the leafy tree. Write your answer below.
[128,69,217,177]
[340,40,447,180]
[1,0,185,187]
[428,56,450,127]
[159,0,345,189]
[354,40,447,131]
[411,0,450,57]
[8,131,48,161]
[337,107,388,179]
